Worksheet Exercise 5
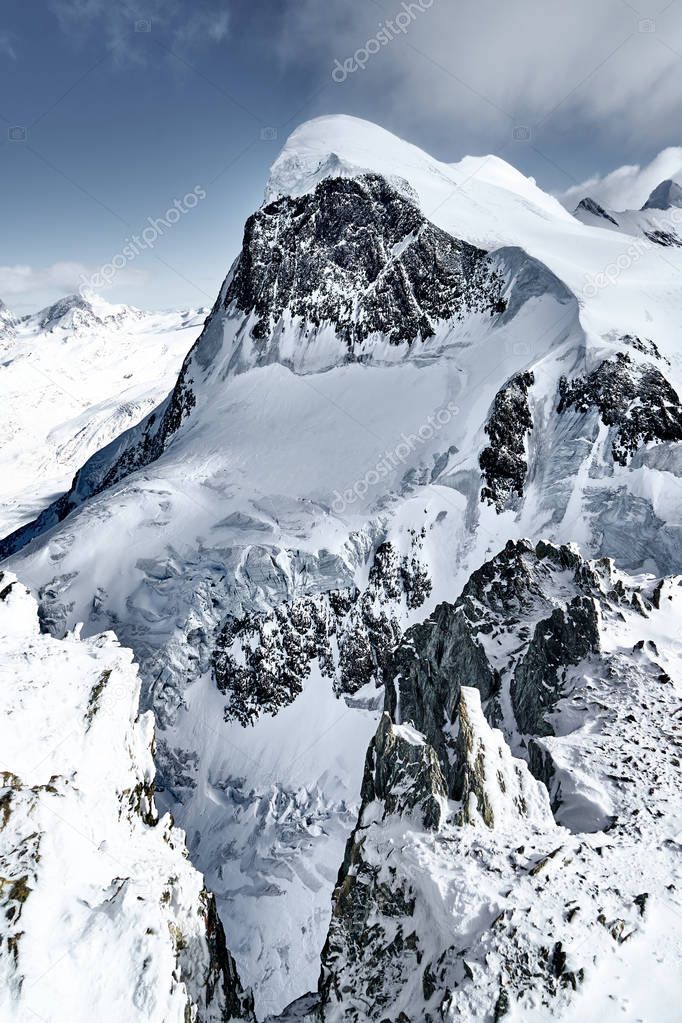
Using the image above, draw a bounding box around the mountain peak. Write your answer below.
[641,178,682,210]
[0,298,19,335]
[574,196,619,225]
[34,293,144,333]
[266,115,571,228]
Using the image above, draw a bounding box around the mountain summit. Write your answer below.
[33,293,145,333]
[641,177,682,210]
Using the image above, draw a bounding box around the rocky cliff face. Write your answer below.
[558,351,682,465]
[290,540,682,1022]
[214,538,430,725]
[228,174,506,348]
[479,370,535,511]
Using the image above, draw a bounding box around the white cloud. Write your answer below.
[557,147,682,211]
[278,0,682,153]
[0,262,148,297]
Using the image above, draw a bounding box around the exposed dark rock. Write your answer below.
[619,334,664,361]
[574,198,619,226]
[390,605,498,792]
[480,371,535,511]
[316,714,443,1020]
[319,831,420,1023]
[512,596,600,736]
[558,352,682,464]
[306,536,671,1021]
[213,540,429,725]
[229,174,506,349]
[388,539,586,784]
[360,713,447,830]
[641,179,682,211]
[643,228,682,247]
[199,890,256,1021]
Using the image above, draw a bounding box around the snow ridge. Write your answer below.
[0,572,254,1023]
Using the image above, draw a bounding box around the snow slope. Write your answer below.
[0,294,205,535]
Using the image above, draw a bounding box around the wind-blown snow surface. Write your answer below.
[0,294,205,535]
[0,572,254,1023]
[3,115,682,1017]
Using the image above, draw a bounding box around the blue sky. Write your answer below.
[2,0,682,312]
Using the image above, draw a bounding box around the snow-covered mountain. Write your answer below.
[0,299,18,336]
[0,294,207,536]
[573,178,682,247]
[2,115,682,1019]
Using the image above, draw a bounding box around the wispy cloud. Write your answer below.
[0,261,148,297]
[557,147,682,212]
[49,0,230,63]
[277,0,682,154]
[173,8,229,50]
[0,30,18,61]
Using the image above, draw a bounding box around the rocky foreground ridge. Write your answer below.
[0,572,254,1023]
[272,540,682,1021]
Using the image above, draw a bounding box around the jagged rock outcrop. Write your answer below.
[479,370,535,511]
[558,352,682,464]
[310,557,576,1021]
[457,687,553,827]
[229,174,506,348]
[213,539,430,725]
[511,595,600,735]
[0,573,254,1023]
[642,227,682,247]
[304,540,682,1023]
[574,197,619,226]
[317,715,447,1019]
[387,539,614,768]
[389,603,499,789]
[361,713,448,830]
